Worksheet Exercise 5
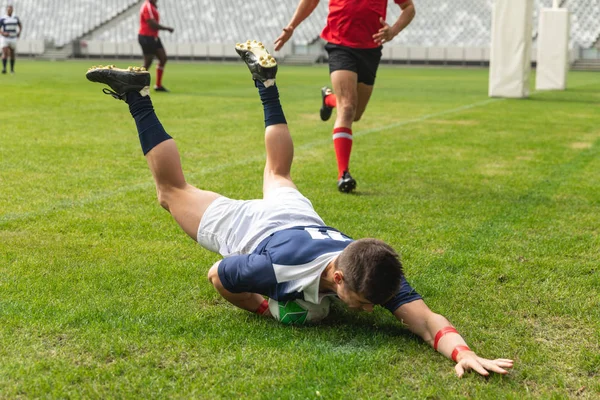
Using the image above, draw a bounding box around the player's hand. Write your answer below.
[167,27,174,33]
[372,17,395,45]
[454,352,514,378]
[274,26,294,51]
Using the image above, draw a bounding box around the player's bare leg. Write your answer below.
[142,53,154,71]
[354,82,375,122]
[154,48,168,92]
[85,65,220,240]
[330,69,359,192]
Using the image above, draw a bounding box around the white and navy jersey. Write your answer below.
[218,225,422,313]
[0,15,20,38]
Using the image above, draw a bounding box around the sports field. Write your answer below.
[1,60,599,399]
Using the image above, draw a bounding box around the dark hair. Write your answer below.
[336,238,403,305]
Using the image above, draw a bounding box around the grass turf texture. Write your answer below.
[1,60,599,399]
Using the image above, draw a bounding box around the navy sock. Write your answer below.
[255,80,287,127]
[10,59,14,71]
[1,59,5,70]
[126,92,172,155]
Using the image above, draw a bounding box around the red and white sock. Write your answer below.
[156,64,164,87]
[325,93,337,108]
[332,127,352,179]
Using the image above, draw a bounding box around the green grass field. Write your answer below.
[1,59,599,399]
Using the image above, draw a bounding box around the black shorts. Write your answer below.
[138,34,163,55]
[325,43,383,86]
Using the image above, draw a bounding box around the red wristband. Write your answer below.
[451,345,471,362]
[433,326,458,351]
[256,299,269,315]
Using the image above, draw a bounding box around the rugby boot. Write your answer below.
[154,86,169,92]
[337,171,357,193]
[320,86,334,121]
[86,65,150,100]
[235,40,277,87]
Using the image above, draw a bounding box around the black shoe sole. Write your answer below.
[235,40,277,82]
[86,65,151,97]
[337,177,357,193]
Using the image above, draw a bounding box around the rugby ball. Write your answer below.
[268,297,331,325]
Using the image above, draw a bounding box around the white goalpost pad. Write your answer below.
[489,0,534,98]
[536,7,570,91]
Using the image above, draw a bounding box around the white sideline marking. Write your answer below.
[1,85,594,225]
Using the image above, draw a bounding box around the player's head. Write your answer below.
[6,4,13,15]
[334,238,403,310]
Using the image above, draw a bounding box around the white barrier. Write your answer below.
[489,0,534,98]
[15,39,45,56]
[536,7,570,90]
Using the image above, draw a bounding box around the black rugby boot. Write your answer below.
[337,171,357,193]
[320,86,334,121]
[86,65,151,100]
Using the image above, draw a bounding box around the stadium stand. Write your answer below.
[16,0,138,46]
[10,0,600,64]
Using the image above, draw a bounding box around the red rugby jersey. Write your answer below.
[321,0,408,49]
[139,0,160,37]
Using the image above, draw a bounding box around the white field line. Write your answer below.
[1,83,595,225]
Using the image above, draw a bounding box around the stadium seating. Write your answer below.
[88,0,600,49]
[14,0,138,47]
[10,0,600,58]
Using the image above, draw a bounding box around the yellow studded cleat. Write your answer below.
[235,40,277,87]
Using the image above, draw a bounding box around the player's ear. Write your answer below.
[333,270,343,285]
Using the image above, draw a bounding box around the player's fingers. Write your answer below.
[496,359,514,363]
[469,361,490,376]
[455,363,465,378]
[380,17,386,25]
[495,361,514,369]
[482,361,510,374]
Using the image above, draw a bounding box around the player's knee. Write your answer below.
[156,188,173,211]
[338,102,356,120]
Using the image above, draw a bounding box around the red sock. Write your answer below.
[332,127,352,178]
[325,93,337,108]
[156,65,164,87]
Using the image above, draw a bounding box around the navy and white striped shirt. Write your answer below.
[218,225,422,313]
[0,15,20,38]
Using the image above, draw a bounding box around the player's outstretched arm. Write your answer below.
[394,300,514,377]
[274,0,320,51]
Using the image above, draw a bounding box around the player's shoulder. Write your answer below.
[265,226,352,265]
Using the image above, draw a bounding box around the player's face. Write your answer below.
[6,6,12,16]
[337,282,374,312]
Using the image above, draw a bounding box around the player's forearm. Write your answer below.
[222,291,267,314]
[148,20,171,32]
[391,4,415,37]
[396,307,472,361]
[286,0,319,30]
